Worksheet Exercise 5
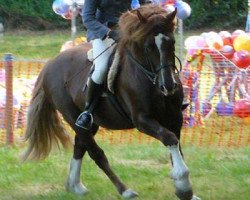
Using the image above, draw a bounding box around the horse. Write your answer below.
[22,4,199,200]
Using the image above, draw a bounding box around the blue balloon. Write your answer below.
[175,1,191,20]
[131,0,140,9]
[52,0,70,15]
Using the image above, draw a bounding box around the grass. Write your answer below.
[0,30,73,59]
[0,30,249,199]
[0,142,249,200]
[0,29,191,60]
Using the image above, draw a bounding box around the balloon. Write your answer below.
[233,50,250,69]
[220,45,235,59]
[231,29,245,42]
[243,116,250,125]
[205,31,223,50]
[233,99,250,118]
[175,1,191,20]
[164,4,175,13]
[218,31,232,46]
[200,32,208,40]
[184,36,206,49]
[63,0,85,6]
[131,0,140,9]
[52,0,70,15]
[60,40,74,52]
[233,34,250,52]
[216,101,233,116]
[61,10,72,20]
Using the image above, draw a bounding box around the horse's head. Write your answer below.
[118,5,179,96]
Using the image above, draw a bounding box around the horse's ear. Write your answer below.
[137,10,147,23]
[166,8,177,22]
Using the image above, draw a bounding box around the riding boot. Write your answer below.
[75,79,102,130]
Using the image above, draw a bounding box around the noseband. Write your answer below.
[126,48,182,85]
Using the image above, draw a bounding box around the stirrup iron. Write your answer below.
[75,111,94,130]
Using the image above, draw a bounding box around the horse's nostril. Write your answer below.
[174,83,178,89]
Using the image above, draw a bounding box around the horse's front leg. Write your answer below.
[134,115,200,200]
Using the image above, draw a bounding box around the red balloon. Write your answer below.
[233,99,250,118]
[219,31,232,46]
[61,10,72,20]
[233,50,250,69]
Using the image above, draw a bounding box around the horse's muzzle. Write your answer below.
[160,82,178,96]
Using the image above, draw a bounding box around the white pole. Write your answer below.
[246,0,250,32]
[178,19,184,61]
[0,22,3,43]
[71,1,78,44]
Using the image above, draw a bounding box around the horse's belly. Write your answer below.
[93,99,134,130]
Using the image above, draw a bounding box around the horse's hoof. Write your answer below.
[192,195,201,200]
[66,182,89,196]
[175,188,193,200]
[122,189,139,199]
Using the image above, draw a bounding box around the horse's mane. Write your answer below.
[118,4,176,51]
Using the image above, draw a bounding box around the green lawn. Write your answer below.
[0,142,249,200]
[0,30,189,60]
[0,30,73,59]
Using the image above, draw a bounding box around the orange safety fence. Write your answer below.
[0,52,249,147]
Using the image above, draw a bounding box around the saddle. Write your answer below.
[87,47,120,93]
[86,47,131,123]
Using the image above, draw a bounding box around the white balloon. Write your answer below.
[62,0,85,6]
[176,1,191,20]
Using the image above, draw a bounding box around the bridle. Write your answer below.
[126,46,182,85]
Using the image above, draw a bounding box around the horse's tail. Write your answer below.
[21,67,72,161]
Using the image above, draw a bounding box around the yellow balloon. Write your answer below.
[243,116,250,125]
[233,34,250,52]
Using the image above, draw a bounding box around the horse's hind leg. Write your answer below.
[51,93,90,195]
[55,96,137,198]
[84,135,138,199]
[65,124,98,195]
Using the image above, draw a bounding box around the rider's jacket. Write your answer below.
[82,0,147,42]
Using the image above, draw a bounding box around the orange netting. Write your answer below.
[0,52,249,147]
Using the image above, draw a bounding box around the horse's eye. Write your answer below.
[145,38,155,49]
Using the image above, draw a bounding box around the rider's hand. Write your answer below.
[107,30,120,42]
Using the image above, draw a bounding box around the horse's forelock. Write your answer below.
[118,5,176,48]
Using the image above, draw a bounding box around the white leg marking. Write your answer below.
[66,158,88,195]
[169,145,192,192]
[192,195,201,200]
[122,188,139,199]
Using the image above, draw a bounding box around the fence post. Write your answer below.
[178,19,184,62]
[4,53,14,145]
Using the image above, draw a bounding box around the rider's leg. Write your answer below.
[75,38,116,129]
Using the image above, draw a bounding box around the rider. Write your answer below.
[75,0,150,129]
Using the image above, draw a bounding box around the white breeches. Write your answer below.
[91,38,116,84]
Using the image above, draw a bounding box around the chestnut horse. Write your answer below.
[22,5,199,200]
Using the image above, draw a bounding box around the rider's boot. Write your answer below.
[75,78,102,130]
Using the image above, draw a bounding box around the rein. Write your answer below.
[126,49,182,85]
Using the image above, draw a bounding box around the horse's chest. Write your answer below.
[153,97,182,125]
